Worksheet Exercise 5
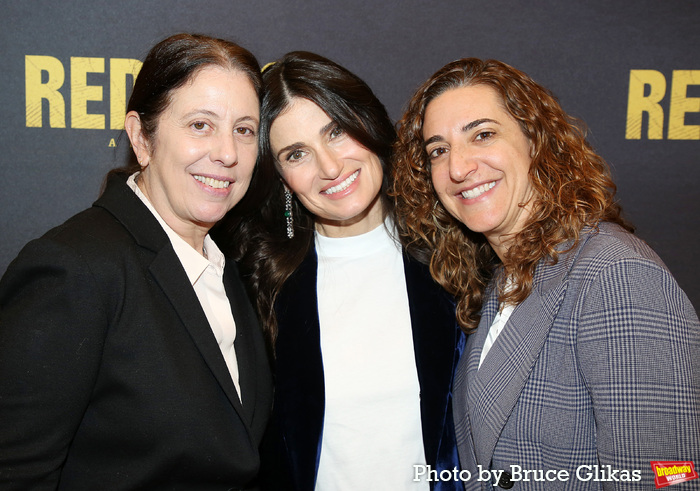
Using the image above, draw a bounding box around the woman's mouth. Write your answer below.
[322,170,359,195]
[461,181,495,199]
[194,175,232,189]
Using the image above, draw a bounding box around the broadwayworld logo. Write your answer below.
[651,461,698,488]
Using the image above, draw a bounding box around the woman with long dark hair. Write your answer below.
[231,51,462,490]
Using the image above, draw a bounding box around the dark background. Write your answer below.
[1,1,698,308]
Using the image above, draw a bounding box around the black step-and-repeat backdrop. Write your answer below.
[1,1,698,308]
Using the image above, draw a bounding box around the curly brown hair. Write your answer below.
[391,58,632,333]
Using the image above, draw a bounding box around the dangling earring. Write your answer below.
[284,186,294,239]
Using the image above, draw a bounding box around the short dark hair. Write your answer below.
[106,33,268,219]
[111,33,262,178]
[128,33,261,145]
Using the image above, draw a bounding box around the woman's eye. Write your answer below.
[235,126,255,136]
[475,130,494,141]
[287,149,305,162]
[329,125,344,139]
[428,147,447,159]
[192,121,208,130]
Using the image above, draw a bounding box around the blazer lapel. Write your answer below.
[467,286,499,375]
[274,250,325,491]
[148,238,248,418]
[466,267,568,467]
[403,255,460,463]
[225,260,259,425]
[94,176,251,431]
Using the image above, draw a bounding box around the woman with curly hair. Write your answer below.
[224,51,463,490]
[392,58,699,490]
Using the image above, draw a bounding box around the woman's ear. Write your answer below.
[124,111,150,168]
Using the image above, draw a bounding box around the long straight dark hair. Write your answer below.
[227,51,399,354]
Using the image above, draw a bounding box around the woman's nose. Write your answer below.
[211,133,238,167]
[449,145,478,182]
[317,149,342,179]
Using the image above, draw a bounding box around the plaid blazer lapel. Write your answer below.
[466,264,569,468]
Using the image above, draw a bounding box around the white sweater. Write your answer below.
[313,220,429,490]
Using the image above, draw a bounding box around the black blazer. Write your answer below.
[0,176,272,490]
[260,247,464,491]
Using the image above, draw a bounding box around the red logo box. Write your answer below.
[651,461,698,488]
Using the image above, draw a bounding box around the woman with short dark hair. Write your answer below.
[0,33,272,490]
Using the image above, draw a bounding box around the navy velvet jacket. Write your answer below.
[260,247,464,490]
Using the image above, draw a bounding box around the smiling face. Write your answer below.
[423,84,535,258]
[128,66,259,247]
[269,97,385,237]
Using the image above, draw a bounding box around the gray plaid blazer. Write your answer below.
[453,222,700,490]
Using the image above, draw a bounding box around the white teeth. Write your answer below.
[461,181,495,199]
[323,170,359,195]
[194,175,231,189]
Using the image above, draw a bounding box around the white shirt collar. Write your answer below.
[127,173,225,285]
